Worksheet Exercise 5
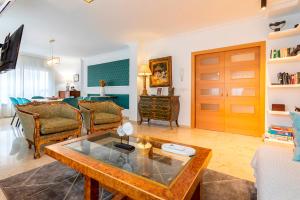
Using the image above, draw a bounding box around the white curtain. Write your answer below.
[0,55,55,118]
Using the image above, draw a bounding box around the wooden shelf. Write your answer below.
[268,54,300,64]
[269,84,300,88]
[268,110,290,116]
[264,138,293,145]
[268,26,300,39]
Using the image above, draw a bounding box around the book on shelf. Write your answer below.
[265,134,293,142]
[266,125,294,142]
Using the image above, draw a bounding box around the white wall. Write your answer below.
[53,57,82,94]
[82,48,139,120]
[79,12,300,129]
[139,13,300,127]
[140,16,268,126]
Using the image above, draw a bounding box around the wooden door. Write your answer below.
[195,52,225,131]
[195,46,261,136]
[224,47,260,136]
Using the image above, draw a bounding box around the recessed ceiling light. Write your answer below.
[84,0,94,3]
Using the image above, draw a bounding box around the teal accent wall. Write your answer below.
[87,94,129,109]
[88,59,129,87]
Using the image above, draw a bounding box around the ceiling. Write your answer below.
[0,0,296,57]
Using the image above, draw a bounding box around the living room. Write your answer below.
[0,0,300,200]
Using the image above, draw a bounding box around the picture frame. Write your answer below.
[73,74,79,82]
[149,56,172,87]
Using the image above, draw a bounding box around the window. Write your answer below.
[0,55,55,117]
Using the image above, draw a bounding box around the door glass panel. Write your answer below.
[200,88,221,96]
[200,72,220,81]
[201,104,219,111]
[231,52,255,62]
[231,88,255,96]
[231,105,254,114]
[201,57,219,65]
[231,71,255,79]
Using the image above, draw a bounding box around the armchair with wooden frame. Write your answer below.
[79,100,123,134]
[16,101,82,158]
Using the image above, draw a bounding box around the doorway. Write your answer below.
[191,42,265,137]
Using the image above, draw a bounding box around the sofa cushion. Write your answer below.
[252,145,300,200]
[40,117,79,135]
[94,113,121,125]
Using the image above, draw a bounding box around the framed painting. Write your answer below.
[73,74,79,82]
[149,56,172,87]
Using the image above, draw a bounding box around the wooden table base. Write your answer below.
[84,176,99,200]
[191,182,200,200]
[84,176,200,200]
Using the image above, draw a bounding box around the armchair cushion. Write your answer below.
[40,117,80,135]
[94,113,122,125]
[79,101,123,133]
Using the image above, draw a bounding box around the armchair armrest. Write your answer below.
[79,105,95,131]
[16,109,40,142]
[79,105,95,113]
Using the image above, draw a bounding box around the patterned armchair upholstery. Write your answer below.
[79,101,123,134]
[16,102,82,158]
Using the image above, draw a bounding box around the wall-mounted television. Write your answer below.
[0,24,24,74]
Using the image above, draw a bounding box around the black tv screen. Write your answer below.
[0,24,24,73]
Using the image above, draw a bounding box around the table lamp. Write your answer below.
[138,64,152,96]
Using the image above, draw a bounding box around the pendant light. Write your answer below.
[47,39,60,66]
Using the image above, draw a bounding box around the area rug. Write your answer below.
[0,162,256,200]
[201,169,257,200]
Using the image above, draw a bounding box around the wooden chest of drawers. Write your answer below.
[58,91,81,98]
[138,96,180,128]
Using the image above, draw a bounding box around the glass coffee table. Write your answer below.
[45,132,211,200]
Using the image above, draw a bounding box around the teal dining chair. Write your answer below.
[83,97,91,100]
[62,98,79,109]
[16,97,31,105]
[16,98,25,105]
[9,97,19,126]
[21,98,31,104]
[31,96,45,99]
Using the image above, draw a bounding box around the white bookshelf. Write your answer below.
[268,54,300,64]
[268,110,290,116]
[267,24,300,144]
[264,138,294,145]
[268,26,300,40]
[269,84,300,88]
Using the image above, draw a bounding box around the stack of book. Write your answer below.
[267,125,294,142]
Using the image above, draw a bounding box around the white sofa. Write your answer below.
[252,145,300,200]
